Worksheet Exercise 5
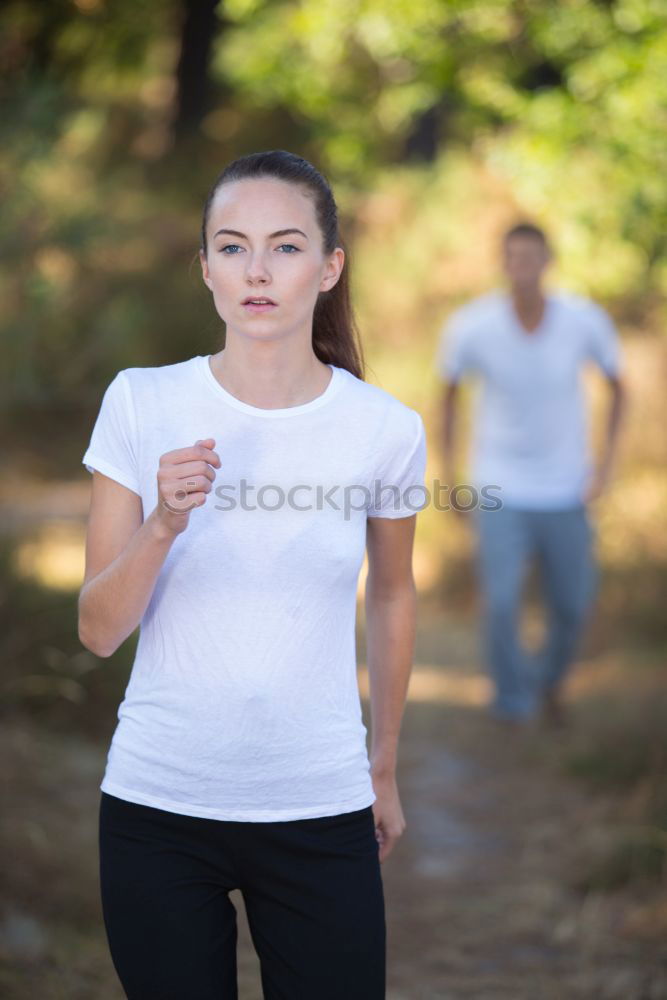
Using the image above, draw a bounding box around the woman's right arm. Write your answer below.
[78,438,220,658]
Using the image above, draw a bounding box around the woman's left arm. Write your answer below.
[364,513,418,863]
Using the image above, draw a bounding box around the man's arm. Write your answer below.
[441,379,468,517]
[585,373,628,502]
[441,380,459,478]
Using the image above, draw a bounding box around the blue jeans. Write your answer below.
[474,503,597,720]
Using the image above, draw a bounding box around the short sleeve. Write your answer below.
[582,301,623,376]
[367,412,428,519]
[81,370,141,495]
[435,308,475,382]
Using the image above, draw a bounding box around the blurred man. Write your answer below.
[436,222,627,726]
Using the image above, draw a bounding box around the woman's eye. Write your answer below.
[219,244,243,254]
[277,244,300,253]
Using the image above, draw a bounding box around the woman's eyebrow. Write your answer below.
[213,227,309,240]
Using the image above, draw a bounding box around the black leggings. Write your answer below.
[98,791,386,999]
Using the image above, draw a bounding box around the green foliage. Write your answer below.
[1,0,666,412]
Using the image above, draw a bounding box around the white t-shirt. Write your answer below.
[435,290,623,509]
[82,354,427,821]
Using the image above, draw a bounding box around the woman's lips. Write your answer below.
[242,298,277,313]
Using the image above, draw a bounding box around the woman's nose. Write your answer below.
[245,253,271,283]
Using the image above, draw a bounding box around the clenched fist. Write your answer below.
[154,438,221,535]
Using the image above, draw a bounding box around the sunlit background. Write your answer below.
[1,2,666,997]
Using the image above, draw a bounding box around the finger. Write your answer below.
[194,438,221,467]
[175,460,218,483]
[179,474,214,495]
[167,471,214,505]
[157,463,216,500]
[162,442,220,468]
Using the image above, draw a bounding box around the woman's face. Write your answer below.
[199,177,344,342]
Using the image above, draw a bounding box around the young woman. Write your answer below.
[79,149,427,999]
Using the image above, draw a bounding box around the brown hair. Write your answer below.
[200,150,365,381]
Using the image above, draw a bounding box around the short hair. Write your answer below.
[503,221,550,249]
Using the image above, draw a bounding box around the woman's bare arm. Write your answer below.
[78,474,175,657]
[364,513,418,862]
[78,439,220,658]
[364,513,418,779]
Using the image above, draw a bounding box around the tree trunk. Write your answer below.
[172,0,222,140]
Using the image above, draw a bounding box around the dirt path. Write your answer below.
[1,613,665,999]
[377,615,667,999]
[383,702,658,999]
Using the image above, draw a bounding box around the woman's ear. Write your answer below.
[320,246,345,292]
[199,249,213,290]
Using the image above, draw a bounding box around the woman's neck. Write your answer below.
[208,345,332,409]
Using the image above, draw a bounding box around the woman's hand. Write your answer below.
[370,770,406,864]
[154,438,221,536]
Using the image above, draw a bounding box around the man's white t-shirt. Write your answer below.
[82,354,427,821]
[435,290,623,509]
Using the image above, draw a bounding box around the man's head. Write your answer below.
[502,222,552,292]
